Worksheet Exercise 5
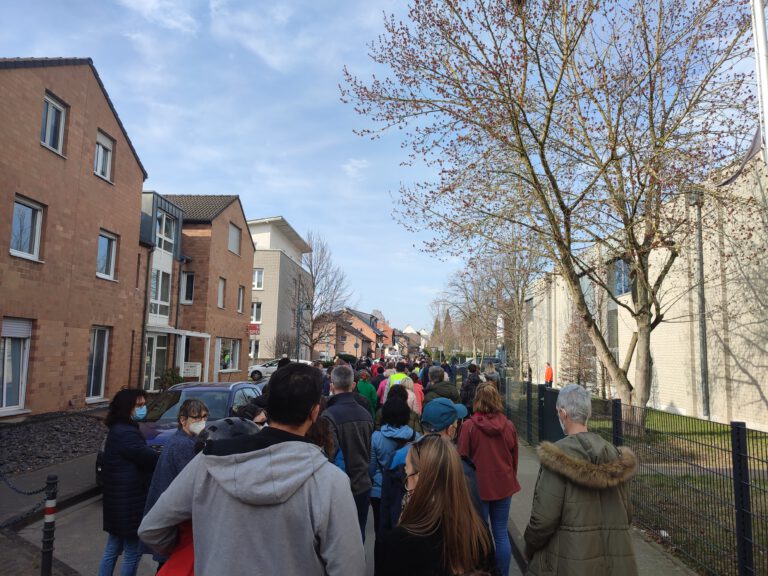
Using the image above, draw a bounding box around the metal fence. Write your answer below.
[502,370,768,576]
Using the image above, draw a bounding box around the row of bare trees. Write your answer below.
[344,0,758,409]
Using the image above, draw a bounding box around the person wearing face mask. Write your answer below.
[139,363,366,576]
[142,399,209,570]
[98,389,159,576]
[458,383,520,576]
[524,384,638,575]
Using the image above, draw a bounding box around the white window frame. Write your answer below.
[218,278,226,308]
[228,223,241,255]
[252,268,264,290]
[249,339,260,360]
[86,327,109,399]
[156,210,176,254]
[218,337,240,372]
[150,268,172,317]
[1,318,32,413]
[181,272,195,304]
[237,285,245,313]
[40,94,66,154]
[251,302,262,323]
[10,197,44,261]
[94,131,114,182]
[96,231,117,280]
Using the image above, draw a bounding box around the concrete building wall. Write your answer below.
[525,163,768,430]
[0,62,146,415]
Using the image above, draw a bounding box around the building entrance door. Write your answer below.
[144,334,168,391]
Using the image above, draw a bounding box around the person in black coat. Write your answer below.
[98,389,158,576]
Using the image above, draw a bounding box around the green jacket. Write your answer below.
[423,381,460,405]
[524,432,637,576]
[356,380,378,417]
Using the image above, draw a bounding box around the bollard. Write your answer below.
[40,474,58,576]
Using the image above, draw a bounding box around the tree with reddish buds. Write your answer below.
[343,0,759,415]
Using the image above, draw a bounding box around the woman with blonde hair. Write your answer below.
[400,376,422,415]
[458,383,520,576]
[377,434,496,575]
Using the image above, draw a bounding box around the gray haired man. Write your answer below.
[323,364,374,540]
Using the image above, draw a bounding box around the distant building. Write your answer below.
[0,57,147,415]
[246,217,311,361]
[312,313,372,360]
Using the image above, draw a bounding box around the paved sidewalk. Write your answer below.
[0,453,99,528]
[508,442,696,575]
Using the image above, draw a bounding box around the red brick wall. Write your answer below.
[176,201,254,381]
[0,63,146,414]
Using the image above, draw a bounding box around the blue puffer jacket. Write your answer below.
[369,424,419,498]
[101,421,159,537]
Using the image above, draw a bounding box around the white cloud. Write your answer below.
[341,158,370,180]
[116,0,199,34]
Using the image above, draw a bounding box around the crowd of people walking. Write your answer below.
[96,355,638,575]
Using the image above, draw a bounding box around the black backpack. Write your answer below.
[378,430,416,533]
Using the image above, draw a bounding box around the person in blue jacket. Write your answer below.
[98,389,159,576]
[369,396,421,558]
[142,398,208,570]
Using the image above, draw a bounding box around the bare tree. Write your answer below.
[343,0,757,411]
[560,309,597,390]
[265,333,298,359]
[299,230,353,353]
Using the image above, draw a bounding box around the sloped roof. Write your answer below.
[163,195,239,223]
[345,308,384,336]
[0,57,147,179]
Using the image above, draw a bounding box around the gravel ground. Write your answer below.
[0,412,107,476]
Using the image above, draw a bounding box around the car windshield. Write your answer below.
[145,389,230,421]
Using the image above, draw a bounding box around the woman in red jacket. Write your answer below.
[458,383,520,576]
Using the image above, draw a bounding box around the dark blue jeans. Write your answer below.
[353,489,371,542]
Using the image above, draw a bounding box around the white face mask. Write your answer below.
[188,421,206,436]
[557,409,567,435]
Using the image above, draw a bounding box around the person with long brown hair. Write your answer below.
[376,434,496,576]
[458,383,520,576]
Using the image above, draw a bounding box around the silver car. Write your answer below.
[247,358,311,381]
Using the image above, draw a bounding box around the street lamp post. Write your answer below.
[688,186,710,418]
[295,302,312,361]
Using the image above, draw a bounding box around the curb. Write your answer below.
[1,485,102,531]
[508,521,529,573]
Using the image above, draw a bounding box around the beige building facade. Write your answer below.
[247,217,311,361]
[525,161,768,431]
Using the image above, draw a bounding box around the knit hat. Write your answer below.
[421,398,468,432]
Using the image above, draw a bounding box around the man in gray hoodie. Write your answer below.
[139,363,366,575]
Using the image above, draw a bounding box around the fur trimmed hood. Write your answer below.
[537,433,637,489]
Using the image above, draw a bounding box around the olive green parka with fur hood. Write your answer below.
[524,432,638,576]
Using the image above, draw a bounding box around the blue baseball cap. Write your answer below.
[421,398,468,432]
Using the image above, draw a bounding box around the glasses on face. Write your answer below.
[188,413,208,422]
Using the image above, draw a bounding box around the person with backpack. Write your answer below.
[369,397,421,563]
[461,363,483,414]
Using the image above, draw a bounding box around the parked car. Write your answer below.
[247,358,312,381]
[95,381,261,485]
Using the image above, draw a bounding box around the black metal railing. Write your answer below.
[502,370,768,576]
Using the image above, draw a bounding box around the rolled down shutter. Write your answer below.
[2,318,32,338]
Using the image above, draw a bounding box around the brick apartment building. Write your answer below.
[312,313,373,360]
[0,58,147,415]
[163,195,255,382]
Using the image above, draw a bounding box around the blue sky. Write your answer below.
[0,0,458,330]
